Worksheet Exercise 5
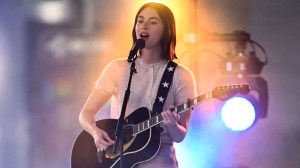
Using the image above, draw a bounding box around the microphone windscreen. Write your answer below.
[136,38,145,49]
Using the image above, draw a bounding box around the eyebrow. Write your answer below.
[137,16,161,21]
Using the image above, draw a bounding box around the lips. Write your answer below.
[140,32,149,38]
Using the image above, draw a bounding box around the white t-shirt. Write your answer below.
[95,57,198,166]
[95,57,197,144]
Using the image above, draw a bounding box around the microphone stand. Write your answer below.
[113,54,138,168]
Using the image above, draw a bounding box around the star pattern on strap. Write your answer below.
[167,66,174,72]
[162,81,169,88]
[158,96,164,103]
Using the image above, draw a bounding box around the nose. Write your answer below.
[141,21,149,30]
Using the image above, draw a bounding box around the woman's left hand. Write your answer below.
[161,106,180,128]
[161,105,190,143]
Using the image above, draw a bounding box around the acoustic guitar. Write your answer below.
[71,84,250,168]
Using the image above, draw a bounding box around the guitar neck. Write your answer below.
[133,91,212,135]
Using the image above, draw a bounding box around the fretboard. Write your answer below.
[132,91,212,135]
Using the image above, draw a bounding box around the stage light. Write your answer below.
[218,75,268,132]
[221,97,256,131]
[213,31,268,131]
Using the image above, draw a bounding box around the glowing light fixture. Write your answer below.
[210,31,268,131]
[221,97,256,131]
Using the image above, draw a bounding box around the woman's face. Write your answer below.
[135,7,164,49]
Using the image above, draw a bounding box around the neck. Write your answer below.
[140,48,163,64]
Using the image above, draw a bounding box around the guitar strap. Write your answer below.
[152,60,178,133]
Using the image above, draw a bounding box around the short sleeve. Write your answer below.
[95,59,120,96]
[173,65,198,103]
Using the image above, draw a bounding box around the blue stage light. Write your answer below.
[221,97,256,131]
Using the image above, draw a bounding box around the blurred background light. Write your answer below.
[0,27,7,94]
[147,0,163,2]
[183,33,198,44]
[31,1,72,24]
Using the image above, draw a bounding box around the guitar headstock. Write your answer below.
[212,84,250,101]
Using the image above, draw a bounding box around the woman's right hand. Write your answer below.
[93,128,115,151]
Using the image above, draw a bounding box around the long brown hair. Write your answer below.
[132,2,177,61]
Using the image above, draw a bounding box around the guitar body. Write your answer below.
[71,107,161,168]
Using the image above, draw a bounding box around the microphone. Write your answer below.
[127,38,145,63]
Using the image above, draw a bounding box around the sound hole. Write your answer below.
[123,124,134,143]
[105,125,135,159]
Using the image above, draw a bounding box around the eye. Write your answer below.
[149,18,160,25]
[150,21,158,25]
[137,19,144,24]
